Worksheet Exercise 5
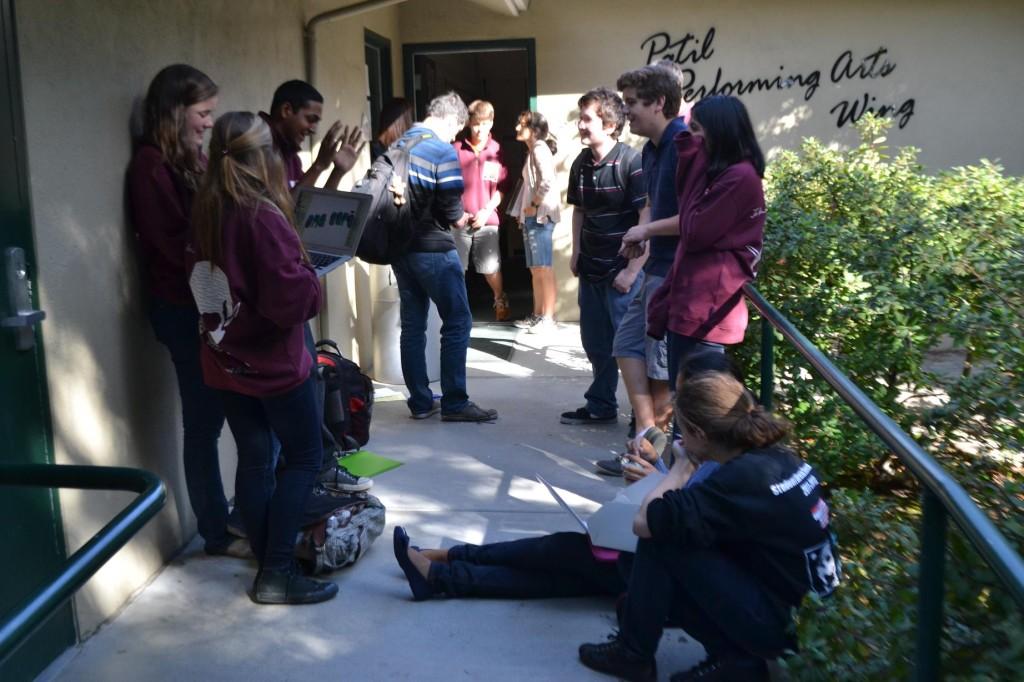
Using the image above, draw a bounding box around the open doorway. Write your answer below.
[364,30,392,138]
[403,40,536,323]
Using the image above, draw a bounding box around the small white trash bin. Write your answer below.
[371,267,442,386]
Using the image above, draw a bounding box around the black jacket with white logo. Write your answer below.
[647,446,840,607]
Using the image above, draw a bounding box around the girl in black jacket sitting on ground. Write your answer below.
[578,372,840,682]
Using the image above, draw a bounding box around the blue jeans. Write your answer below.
[219,375,323,570]
[429,532,628,599]
[620,539,793,660]
[392,250,471,414]
[666,332,725,389]
[148,299,230,552]
[578,273,644,417]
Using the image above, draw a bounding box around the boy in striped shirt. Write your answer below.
[562,87,647,426]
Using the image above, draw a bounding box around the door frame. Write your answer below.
[402,38,537,118]
[0,0,76,677]
[364,29,393,137]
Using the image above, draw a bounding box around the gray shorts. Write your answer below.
[611,272,669,381]
[453,225,501,274]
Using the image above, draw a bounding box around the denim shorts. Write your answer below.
[522,216,555,267]
[611,272,669,381]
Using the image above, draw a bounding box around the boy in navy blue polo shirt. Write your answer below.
[597,62,690,476]
[562,87,647,426]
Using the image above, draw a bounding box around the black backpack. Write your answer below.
[316,339,374,452]
[353,132,432,264]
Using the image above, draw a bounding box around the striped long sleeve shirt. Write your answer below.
[402,125,466,252]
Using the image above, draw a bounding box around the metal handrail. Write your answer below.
[0,464,166,664]
[744,283,1024,679]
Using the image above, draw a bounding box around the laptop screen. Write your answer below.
[294,187,372,255]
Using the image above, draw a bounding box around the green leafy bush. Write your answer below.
[739,115,1024,679]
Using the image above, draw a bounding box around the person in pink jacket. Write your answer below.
[453,100,510,320]
[187,111,336,605]
[625,95,765,384]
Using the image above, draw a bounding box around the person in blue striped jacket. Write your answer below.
[392,91,499,423]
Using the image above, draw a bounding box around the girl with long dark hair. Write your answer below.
[127,65,246,557]
[632,94,766,385]
[508,110,560,330]
[188,112,336,604]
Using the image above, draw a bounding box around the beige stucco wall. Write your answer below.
[15,0,402,639]
[305,0,405,370]
[400,0,1024,319]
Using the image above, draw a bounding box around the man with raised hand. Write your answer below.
[260,79,364,190]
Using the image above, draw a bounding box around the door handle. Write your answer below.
[3,247,46,350]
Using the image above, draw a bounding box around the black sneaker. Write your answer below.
[627,411,637,438]
[669,656,769,681]
[442,401,498,422]
[578,634,656,682]
[560,407,617,425]
[318,463,373,493]
[410,399,441,420]
[250,567,338,605]
[595,456,625,476]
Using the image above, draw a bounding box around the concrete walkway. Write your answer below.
[46,322,704,681]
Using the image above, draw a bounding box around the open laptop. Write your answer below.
[536,473,665,553]
[293,187,373,276]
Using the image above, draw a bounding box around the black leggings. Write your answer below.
[620,538,795,660]
[428,532,628,599]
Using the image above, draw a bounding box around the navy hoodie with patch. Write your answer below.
[646,446,840,607]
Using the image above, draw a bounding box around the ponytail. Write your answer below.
[519,110,556,155]
[676,373,790,450]
[193,111,303,268]
[731,402,790,450]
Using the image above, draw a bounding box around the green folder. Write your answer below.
[337,450,403,478]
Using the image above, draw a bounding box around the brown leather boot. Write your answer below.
[493,293,510,321]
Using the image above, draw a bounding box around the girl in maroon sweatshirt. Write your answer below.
[644,95,766,382]
[126,65,245,557]
[188,111,336,604]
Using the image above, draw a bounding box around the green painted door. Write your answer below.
[0,0,77,678]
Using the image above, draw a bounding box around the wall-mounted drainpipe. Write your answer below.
[304,0,409,86]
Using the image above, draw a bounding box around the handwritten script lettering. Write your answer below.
[643,28,916,130]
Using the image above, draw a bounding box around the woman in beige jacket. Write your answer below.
[509,111,561,331]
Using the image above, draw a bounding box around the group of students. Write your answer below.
[128,57,840,679]
[128,65,367,605]
[386,61,841,681]
[368,95,561,329]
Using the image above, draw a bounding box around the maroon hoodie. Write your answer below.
[454,135,507,225]
[127,144,198,305]
[186,203,321,397]
[259,111,304,188]
[647,131,765,345]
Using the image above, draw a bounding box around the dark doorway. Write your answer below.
[364,30,393,138]
[403,40,536,323]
